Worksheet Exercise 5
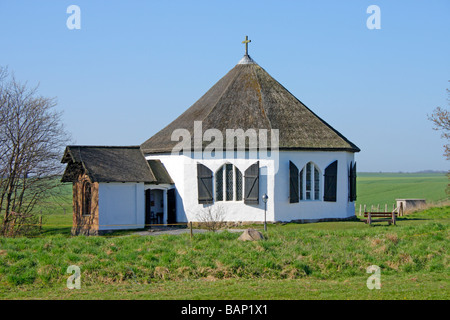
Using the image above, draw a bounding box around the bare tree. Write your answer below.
[0,67,70,236]
[428,90,450,160]
[428,86,450,195]
[194,204,226,232]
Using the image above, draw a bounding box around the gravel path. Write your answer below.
[133,227,244,236]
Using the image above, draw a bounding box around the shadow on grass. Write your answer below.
[356,216,437,228]
[40,227,72,237]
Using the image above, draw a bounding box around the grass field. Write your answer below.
[0,172,448,300]
[0,206,448,300]
[356,172,448,211]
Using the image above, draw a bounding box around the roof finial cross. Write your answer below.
[242,35,251,56]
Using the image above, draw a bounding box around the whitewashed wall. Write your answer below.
[146,150,356,224]
[145,154,188,223]
[98,183,145,230]
[275,151,356,222]
[146,153,275,223]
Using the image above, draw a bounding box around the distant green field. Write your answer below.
[33,183,72,215]
[355,172,448,212]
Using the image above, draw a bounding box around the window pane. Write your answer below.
[225,164,233,201]
[215,166,223,201]
[306,163,311,200]
[314,166,320,200]
[235,167,243,201]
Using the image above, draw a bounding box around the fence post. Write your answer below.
[39,215,43,231]
[190,221,193,239]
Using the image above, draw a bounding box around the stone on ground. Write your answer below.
[238,228,264,241]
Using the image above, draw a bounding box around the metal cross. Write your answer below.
[242,35,251,56]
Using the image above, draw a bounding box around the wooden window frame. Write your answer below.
[300,162,321,201]
[215,164,244,202]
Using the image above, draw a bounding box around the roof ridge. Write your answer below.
[200,64,245,124]
[251,64,273,131]
[282,86,360,151]
[253,66,359,152]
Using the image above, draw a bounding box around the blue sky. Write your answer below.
[0,0,449,172]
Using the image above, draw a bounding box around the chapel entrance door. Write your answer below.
[145,189,164,226]
[167,189,176,224]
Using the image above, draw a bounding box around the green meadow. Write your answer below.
[356,172,448,211]
[0,206,449,300]
[0,172,448,300]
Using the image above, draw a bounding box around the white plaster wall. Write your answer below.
[146,153,276,223]
[145,154,188,223]
[146,150,356,223]
[275,151,356,222]
[98,183,145,230]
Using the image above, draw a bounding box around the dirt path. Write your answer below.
[133,227,244,236]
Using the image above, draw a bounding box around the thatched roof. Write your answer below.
[61,146,162,183]
[147,160,174,185]
[141,55,360,154]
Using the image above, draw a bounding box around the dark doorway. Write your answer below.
[167,188,176,224]
[145,189,164,226]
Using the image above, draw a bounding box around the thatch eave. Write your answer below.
[60,146,158,183]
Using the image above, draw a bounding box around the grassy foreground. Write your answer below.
[3,275,447,300]
[0,206,448,300]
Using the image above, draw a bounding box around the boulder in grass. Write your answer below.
[238,228,264,241]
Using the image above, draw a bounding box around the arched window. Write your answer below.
[215,164,243,202]
[82,181,92,215]
[300,162,321,201]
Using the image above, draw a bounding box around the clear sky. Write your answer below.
[0,0,449,172]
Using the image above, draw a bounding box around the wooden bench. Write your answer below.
[363,211,397,225]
